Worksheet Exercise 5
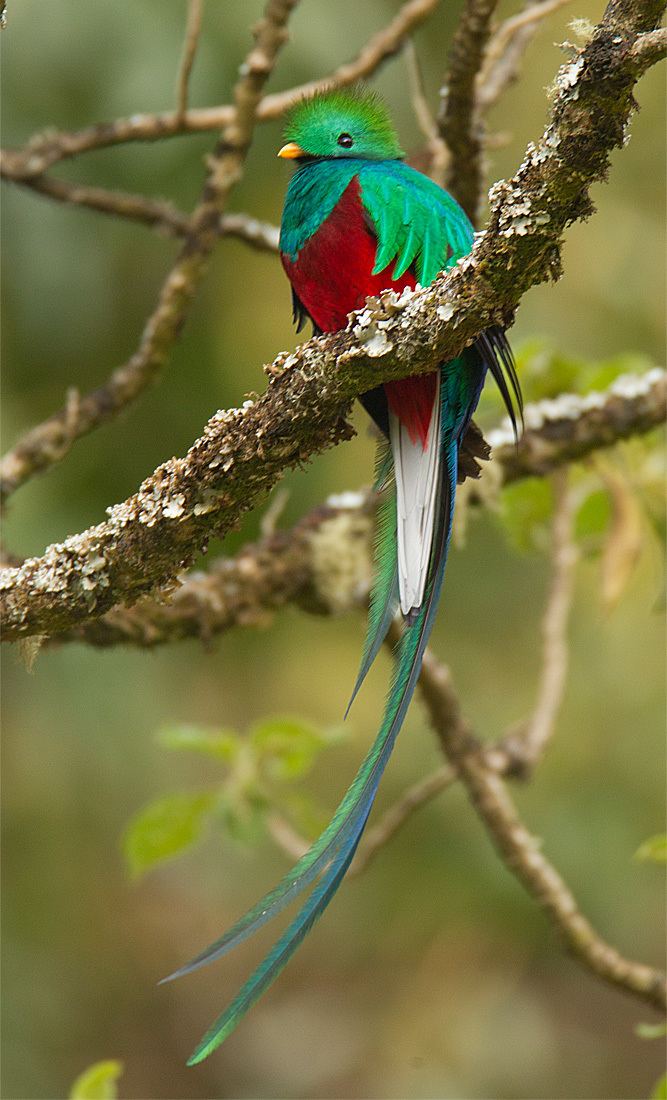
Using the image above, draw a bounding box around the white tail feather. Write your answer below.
[389,383,441,616]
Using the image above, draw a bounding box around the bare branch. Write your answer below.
[8,172,280,250]
[176,0,204,120]
[418,648,667,1012]
[477,0,575,113]
[405,41,449,186]
[0,0,297,504]
[630,26,667,71]
[266,813,310,861]
[438,0,500,222]
[220,212,280,253]
[0,0,439,180]
[349,765,457,875]
[8,173,192,236]
[2,0,665,642]
[500,469,578,773]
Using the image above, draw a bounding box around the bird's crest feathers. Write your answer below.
[283,84,404,161]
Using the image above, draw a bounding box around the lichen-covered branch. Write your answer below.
[0,0,297,505]
[1,0,664,642]
[0,0,439,180]
[631,25,667,70]
[418,648,667,1012]
[486,368,666,480]
[48,370,665,650]
[438,0,500,221]
[58,492,376,649]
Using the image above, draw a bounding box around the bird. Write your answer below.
[163,85,522,1065]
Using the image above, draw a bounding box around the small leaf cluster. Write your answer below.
[123,717,344,879]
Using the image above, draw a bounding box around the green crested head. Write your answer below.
[279,86,404,162]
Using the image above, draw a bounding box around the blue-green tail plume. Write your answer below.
[164,407,461,1065]
[186,815,368,1064]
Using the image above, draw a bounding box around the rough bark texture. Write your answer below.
[1,0,664,644]
[50,369,665,650]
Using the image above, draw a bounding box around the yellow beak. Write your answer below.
[277,141,304,159]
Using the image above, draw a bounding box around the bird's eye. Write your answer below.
[337,133,354,149]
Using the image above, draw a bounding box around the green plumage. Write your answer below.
[164,84,521,1066]
[359,162,474,281]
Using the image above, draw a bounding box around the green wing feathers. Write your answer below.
[359,161,475,285]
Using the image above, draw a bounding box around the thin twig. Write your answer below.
[0,0,440,180]
[266,813,310,860]
[11,174,192,236]
[438,0,500,223]
[176,0,204,120]
[405,41,449,187]
[418,648,667,1012]
[11,172,280,250]
[0,0,298,505]
[349,765,457,875]
[502,468,578,773]
[477,0,575,112]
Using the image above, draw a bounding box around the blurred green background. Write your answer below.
[2,2,665,1098]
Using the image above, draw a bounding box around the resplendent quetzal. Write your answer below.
[164,86,522,1065]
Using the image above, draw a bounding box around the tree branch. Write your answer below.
[418,648,667,1012]
[405,40,449,186]
[0,0,439,180]
[438,0,500,222]
[630,26,667,70]
[1,0,665,642]
[26,369,666,650]
[175,0,204,121]
[4,172,280,250]
[349,765,457,875]
[0,0,297,505]
[476,0,575,113]
[502,469,578,773]
[265,601,666,1014]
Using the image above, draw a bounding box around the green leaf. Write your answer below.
[69,1060,123,1100]
[651,1072,667,1100]
[636,1021,667,1040]
[123,791,215,878]
[251,717,329,780]
[635,835,667,864]
[499,478,554,553]
[158,725,240,761]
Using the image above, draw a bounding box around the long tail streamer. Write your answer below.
[165,336,521,1064]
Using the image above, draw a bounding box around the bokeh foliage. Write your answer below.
[2,2,665,1098]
